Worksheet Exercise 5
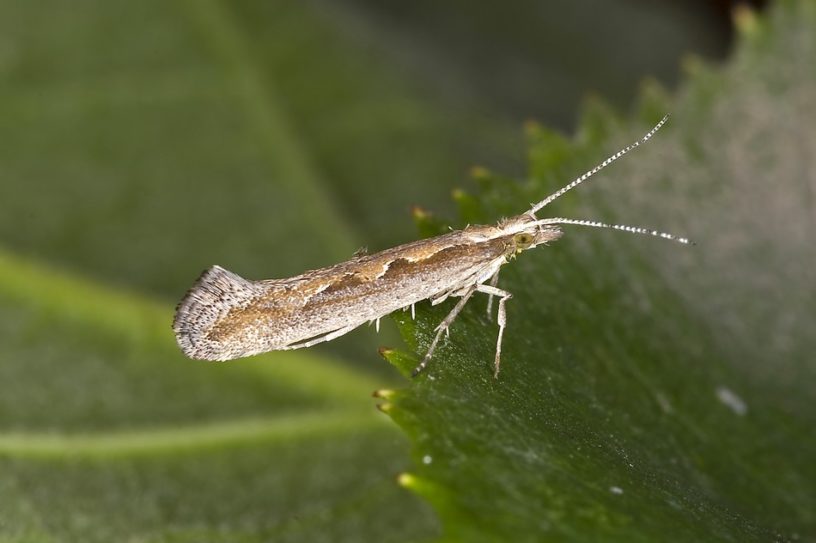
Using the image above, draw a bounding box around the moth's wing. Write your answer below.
[173,265,265,360]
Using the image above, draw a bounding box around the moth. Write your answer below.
[173,115,689,377]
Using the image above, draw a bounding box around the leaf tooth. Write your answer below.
[372,388,396,400]
[376,402,394,414]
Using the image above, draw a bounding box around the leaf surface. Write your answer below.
[383,2,816,541]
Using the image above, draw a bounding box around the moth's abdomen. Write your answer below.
[173,265,262,361]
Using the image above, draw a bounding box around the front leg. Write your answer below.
[475,283,513,378]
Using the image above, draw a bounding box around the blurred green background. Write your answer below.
[0,1,766,541]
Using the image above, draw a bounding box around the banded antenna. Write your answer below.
[533,217,692,245]
[529,115,670,215]
[528,115,689,245]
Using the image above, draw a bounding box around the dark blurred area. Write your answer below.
[319,0,768,129]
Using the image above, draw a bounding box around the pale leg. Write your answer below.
[282,323,360,350]
[475,283,512,378]
[412,287,476,376]
[485,271,500,318]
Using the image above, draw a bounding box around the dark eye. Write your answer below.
[514,233,534,247]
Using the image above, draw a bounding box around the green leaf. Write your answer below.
[383,2,816,541]
[0,0,807,541]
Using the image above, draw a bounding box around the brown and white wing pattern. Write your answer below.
[173,226,511,361]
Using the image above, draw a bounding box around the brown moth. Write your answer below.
[173,115,689,377]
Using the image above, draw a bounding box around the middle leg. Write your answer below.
[485,270,500,318]
[412,286,476,376]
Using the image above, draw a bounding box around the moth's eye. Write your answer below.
[514,233,534,248]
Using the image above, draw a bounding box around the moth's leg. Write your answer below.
[432,276,482,307]
[282,323,360,350]
[412,287,476,377]
[485,270,500,318]
[431,275,480,307]
[430,290,452,306]
[475,283,513,378]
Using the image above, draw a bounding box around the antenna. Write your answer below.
[528,115,670,215]
[534,217,692,245]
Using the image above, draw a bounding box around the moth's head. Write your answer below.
[501,215,564,257]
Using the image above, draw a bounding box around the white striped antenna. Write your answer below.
[533,217,692,245]
[529,115,670,215]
